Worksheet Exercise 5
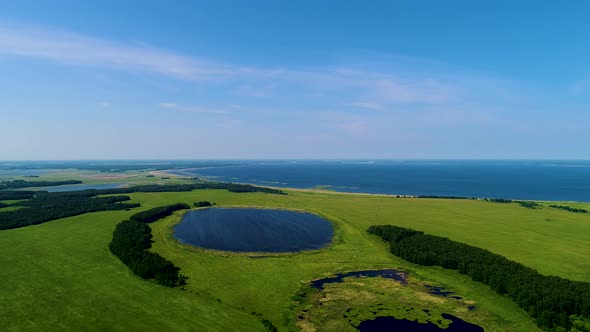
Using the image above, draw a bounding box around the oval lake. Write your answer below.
[174,208,333,253]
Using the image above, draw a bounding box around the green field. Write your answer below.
[2,188,590,331]
[1,169,196,189]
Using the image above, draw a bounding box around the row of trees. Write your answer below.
[549,205,589,214]
[517,201,541,209]
[0,179,82,190]
[0,180,284,230]
[417,195,478,200]
[194,201,213,207]
[109,204,191,287]
[368,225,590,332]
[0,191,140,230]
[94,182,285,195]
[413,196,548,211]
[485,198,513,203]
[485,198,542,209]
[130,203,190,223]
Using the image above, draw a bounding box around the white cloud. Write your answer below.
[158,102,227,114]
[0,22,238,81]
[336,120,367,134]
[159,102,177,108]
[348,102,384,111]
[0,21,472,108]
[234,84,275,97]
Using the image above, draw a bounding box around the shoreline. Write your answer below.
[155,169,590,204]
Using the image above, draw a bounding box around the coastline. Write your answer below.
[155,168,415,198]
[154,168,590,205]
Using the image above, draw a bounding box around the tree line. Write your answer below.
[130,203,190,223]
[485,198,542,209]
[0,190,37,200]
[516,201,541,209]
[413,196,546,210]
[0,181,284,230]
[0,179,82,190]
[417,195,478,200]
[549,205,589,214]
[485,198,513,203]
[0,191,140,230]
[109,204,190,287]
[417,196,545,210]
[94,182,285,195]
[368,225,590,332]
[194,201,213,207]
[0,179,284,197]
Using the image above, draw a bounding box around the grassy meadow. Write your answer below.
[2,187,590,331]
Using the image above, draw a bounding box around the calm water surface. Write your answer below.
[357,314,484,332]
[174,208,333,252]
[173,160,590,201]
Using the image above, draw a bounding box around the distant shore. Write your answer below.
[155,169,584,203]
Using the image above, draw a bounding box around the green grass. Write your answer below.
[299,276,517,331]
[0,209,264,331]
[0,200,24,212]
[0,200,25,204]
[2,188,590,331]
[0,206,24,212]
[0,169,195,188]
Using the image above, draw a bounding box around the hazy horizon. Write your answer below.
[2,158,590,164]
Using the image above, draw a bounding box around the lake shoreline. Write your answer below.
[157,168,590,204]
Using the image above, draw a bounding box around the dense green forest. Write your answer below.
[0,179,81,189]
[0,191,139,230]
[194,201,213,207]
[368,225,590,332]
[0,190,36,200]
[0,181,284,230]
[109,204,190,287]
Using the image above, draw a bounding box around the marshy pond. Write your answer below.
[308,269,483,331]
[174,208,333,253]
[358,314,484,332]
[311,269,408,290]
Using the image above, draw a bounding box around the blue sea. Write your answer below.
[171,160,590,202]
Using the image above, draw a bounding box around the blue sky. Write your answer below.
[0,1,589,159]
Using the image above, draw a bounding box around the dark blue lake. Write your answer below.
[172,160,590,201]
[174,208,333,252]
